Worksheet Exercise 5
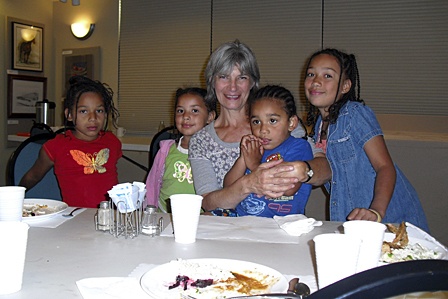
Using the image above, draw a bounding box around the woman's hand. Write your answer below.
[246,159,299,198]
[347,208,381,221]
[273,156,331,186]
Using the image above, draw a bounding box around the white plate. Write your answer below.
[140,258,288,299]
[22,199,68,222]
[383,232,448,260]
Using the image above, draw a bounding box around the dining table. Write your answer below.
[0,208,343,299]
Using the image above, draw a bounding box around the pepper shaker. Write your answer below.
[141,205,162,236]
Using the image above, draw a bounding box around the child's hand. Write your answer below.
[241,134,263,171]
[347,208,381,222]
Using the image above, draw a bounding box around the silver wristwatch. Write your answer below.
[303,161,314,183]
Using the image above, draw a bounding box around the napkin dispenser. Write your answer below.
[35,99,55,127]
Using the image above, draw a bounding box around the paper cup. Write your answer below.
[0,222,29,294]
[343,220,386,272]
[0,186,26,222]
[313,233,361,289]
[116,127,126,137]
[169,194,203,244]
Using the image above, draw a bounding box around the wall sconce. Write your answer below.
[71,22,95,40]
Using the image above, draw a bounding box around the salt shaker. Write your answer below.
[95,201,111,231]
[141,205,163,236]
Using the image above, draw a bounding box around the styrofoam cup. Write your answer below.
[169,194,203,244]
[0,186,26,221]
[343,220,386,272]
[313,233,361,289]
[0,222,29,294]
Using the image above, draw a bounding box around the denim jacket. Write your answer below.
[315,101,429,232]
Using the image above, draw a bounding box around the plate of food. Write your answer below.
[22,198,68,222]
[140,258,288,299]
[380,222,448,263]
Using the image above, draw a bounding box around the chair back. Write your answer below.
[7,133,62,201]
[148,126,181,170]
[307,259,448,299]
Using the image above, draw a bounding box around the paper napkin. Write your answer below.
[160,215,302,244]
[274,214,323,236]
[107,182,146,213]
[76,277,149,299]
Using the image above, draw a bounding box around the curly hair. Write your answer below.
[64,75,119,130]
[250,85,297,118]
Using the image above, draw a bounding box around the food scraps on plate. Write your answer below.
[380,222,442,263]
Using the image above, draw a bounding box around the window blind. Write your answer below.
[119,0,211,133]
[119,0,448,134]
[211,0,322,116]
[323,0,448,115]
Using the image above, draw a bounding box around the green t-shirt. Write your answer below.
[158,142,194,212]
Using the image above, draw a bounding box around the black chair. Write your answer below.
[30,122,54,137]
[307,260,448,299]
[148,126,181,170]
[7,133,62,200]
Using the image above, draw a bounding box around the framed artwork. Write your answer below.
[12,21,44,72]
[62,47,100,97]
[7,75,47,118]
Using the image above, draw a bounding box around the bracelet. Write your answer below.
[368,208,382,223]
[303,160,313,183]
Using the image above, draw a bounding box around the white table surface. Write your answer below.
[1,209,342,299]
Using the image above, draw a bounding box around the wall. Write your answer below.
[1,0,55,184]
[1,0,119,185]
[52,0,119,123]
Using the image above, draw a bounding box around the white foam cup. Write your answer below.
[0,222,30,294]
[343,220,386,272]
[116,127,126,137]
[0,186,26,221]
[313,233,361,289]
[169,194,203,244]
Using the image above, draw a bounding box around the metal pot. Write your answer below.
[35,99,56,126]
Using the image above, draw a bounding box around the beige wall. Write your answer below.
[1,1,447,245]
[1,0,55,184]
[1,0,119,184]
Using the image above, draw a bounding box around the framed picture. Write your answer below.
[12,21,44,72]
[7,75,47,118]
[62,47,100,97]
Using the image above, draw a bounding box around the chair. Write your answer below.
[7,133,62,200]
[307,260,448,299]
[30,122,54,137]
[148,126,180,170]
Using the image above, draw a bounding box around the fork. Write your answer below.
[62,207,82,217]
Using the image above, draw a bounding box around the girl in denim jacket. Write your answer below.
[304,48,429,232]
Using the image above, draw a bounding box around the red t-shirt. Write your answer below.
[44,130,122,208]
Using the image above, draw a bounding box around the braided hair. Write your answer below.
[250,85,297,118]
[305,48,363,136]
[64,75,119,130]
